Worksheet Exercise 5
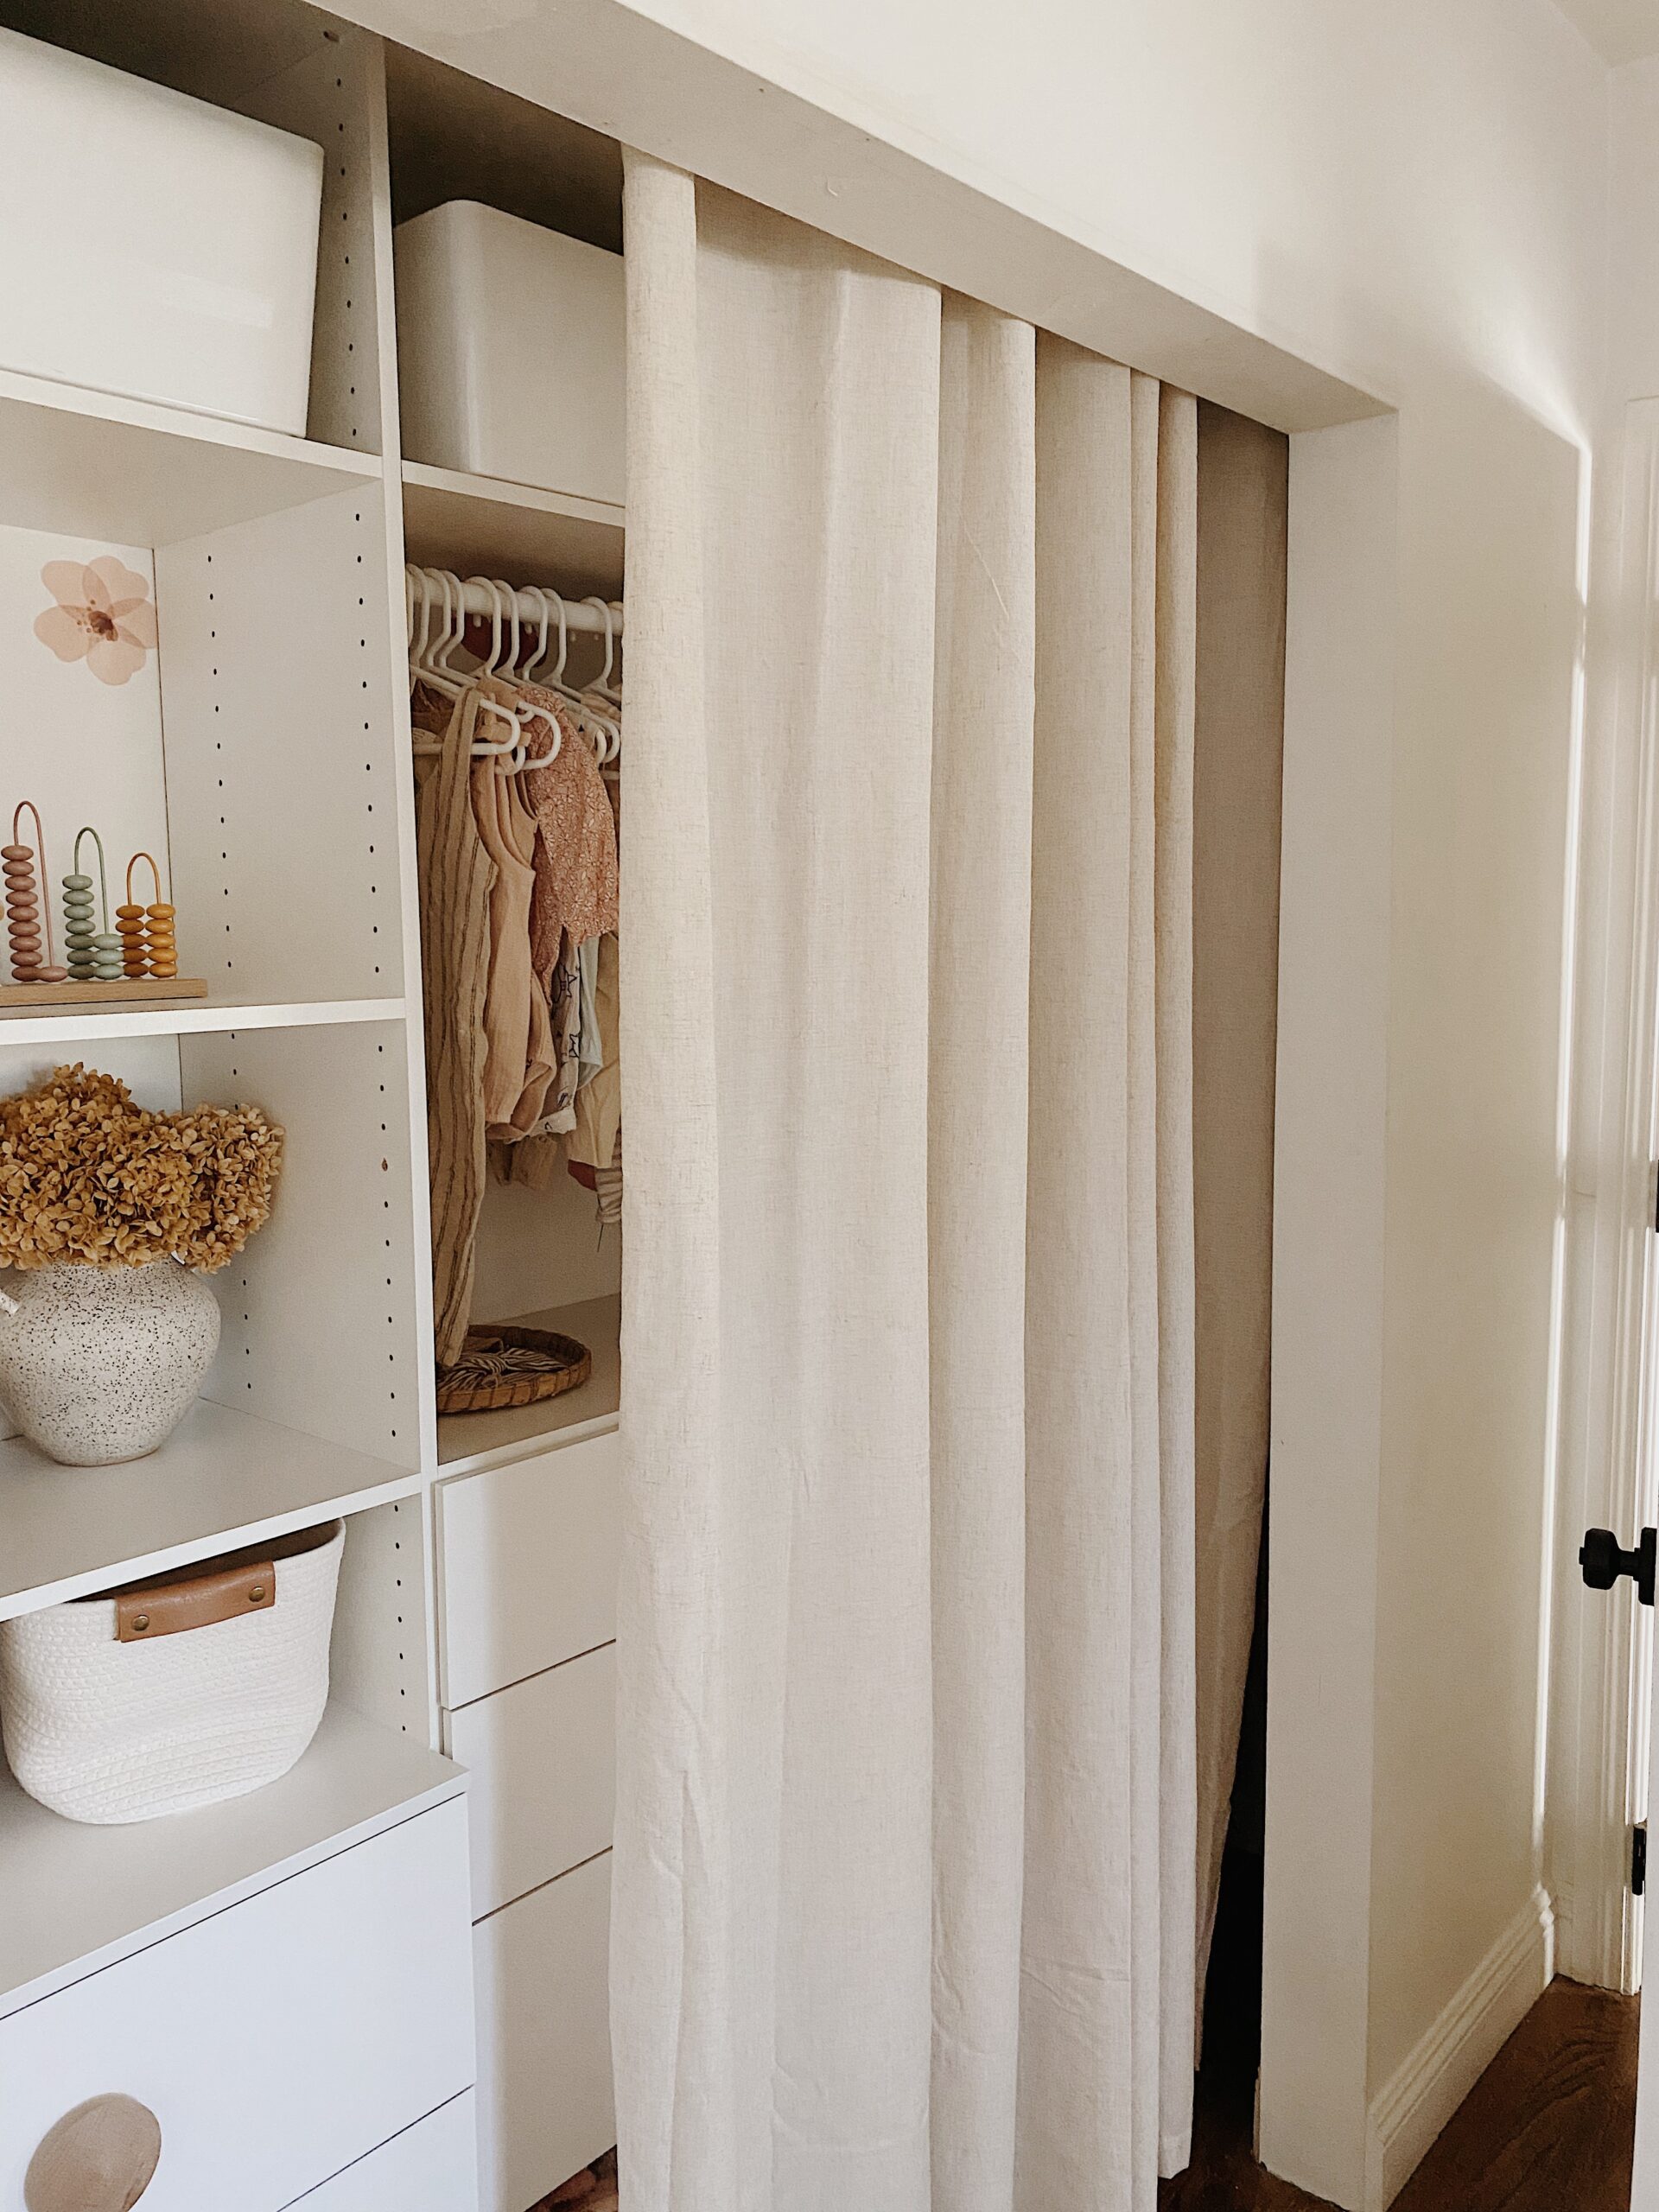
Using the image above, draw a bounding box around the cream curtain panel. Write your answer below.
[615,150,1219,2211]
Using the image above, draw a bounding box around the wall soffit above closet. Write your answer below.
[314,0,1389,436]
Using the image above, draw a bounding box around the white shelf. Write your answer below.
[0,1702,463,2018]
[402,459,625,598]
[0,366,382,546]
[0,994,408,1048]
[0,1399,419,1624]
[437,1292,621,1473]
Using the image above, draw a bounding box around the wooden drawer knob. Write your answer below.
[25,2094,162,2210]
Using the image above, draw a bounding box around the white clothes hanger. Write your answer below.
[521,586,606,765]
[512,588,565,766]
[582,597,620,698]
[409,569,522,759]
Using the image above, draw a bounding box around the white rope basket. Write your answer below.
[0,1521,343,1825]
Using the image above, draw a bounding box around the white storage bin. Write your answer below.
[395,200,626,503]
[0,28,324,434]
[0,1521,342,1824]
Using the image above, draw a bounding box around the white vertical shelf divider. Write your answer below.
[247,24,443,1746]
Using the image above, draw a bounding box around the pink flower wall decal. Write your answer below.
[34,556,159,686]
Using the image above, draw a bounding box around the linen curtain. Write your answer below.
[615,150,1225,2210]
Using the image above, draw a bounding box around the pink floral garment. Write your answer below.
[35,557,159,686]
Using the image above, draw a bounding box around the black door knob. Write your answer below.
[1580,1526,1656,1608]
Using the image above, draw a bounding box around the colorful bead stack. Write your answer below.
[119,852,176,980]
[3,804,67,984]
[64,828,123,982]
[60,866,97,980]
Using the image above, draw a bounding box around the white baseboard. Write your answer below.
[1363,1885,1554,2211]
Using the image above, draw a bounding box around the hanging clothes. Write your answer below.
[414,682,497,1369]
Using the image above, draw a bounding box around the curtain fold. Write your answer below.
[616,151,1215,2212]
[929,294,1036,2212]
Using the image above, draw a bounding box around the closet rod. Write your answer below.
[409,569,624,638]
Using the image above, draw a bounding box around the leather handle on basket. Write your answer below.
[116,1561,276,1643]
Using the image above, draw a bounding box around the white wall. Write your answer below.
[334,0,1611,2195]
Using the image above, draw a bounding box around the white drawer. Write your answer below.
[0,1798,474,2212]
[448,1643,616,1919]
[475,1852,613,2212]
[289,2093,477,2211]
[439,1431,620,1707]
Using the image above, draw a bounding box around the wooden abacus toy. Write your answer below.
[3,803,68,986]
[0,815,205,1011]
[117,851,178,981]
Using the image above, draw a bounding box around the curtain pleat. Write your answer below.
[618,157,1213,2212]
[1154,391,1199,2169]
[929,295,1036,2212]
[613,151,732,2212]
[1021,340,1141,2207]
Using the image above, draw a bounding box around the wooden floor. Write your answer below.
[1161,1977,1639,2211]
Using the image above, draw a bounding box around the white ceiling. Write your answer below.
[1555,0,1659,61]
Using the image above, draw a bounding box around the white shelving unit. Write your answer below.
[0,8,626,2205]
[0,993,406,1045]
[0,1701,462,2018]
[0,1401,418,1622]
[0,0,444,1985]
[0,364,381,544]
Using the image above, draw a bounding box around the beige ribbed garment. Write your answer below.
[472,758,556,1141]
[415,684,497,1368]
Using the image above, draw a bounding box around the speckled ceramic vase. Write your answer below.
[0,1262,219,1465]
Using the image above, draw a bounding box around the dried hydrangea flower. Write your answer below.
[0,1065,283,1272]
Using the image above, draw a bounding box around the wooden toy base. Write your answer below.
[0,977,208,1011]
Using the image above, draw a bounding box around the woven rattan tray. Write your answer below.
[435,1325,592,1415]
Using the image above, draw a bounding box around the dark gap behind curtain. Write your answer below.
[1191,399,1288,2038]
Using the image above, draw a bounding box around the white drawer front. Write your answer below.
[288,2092,477,2211]
[0,1798,475,2212]
[448,1643,616,1919]
[440,1431,620,1707]
[475,1852,613,2212]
